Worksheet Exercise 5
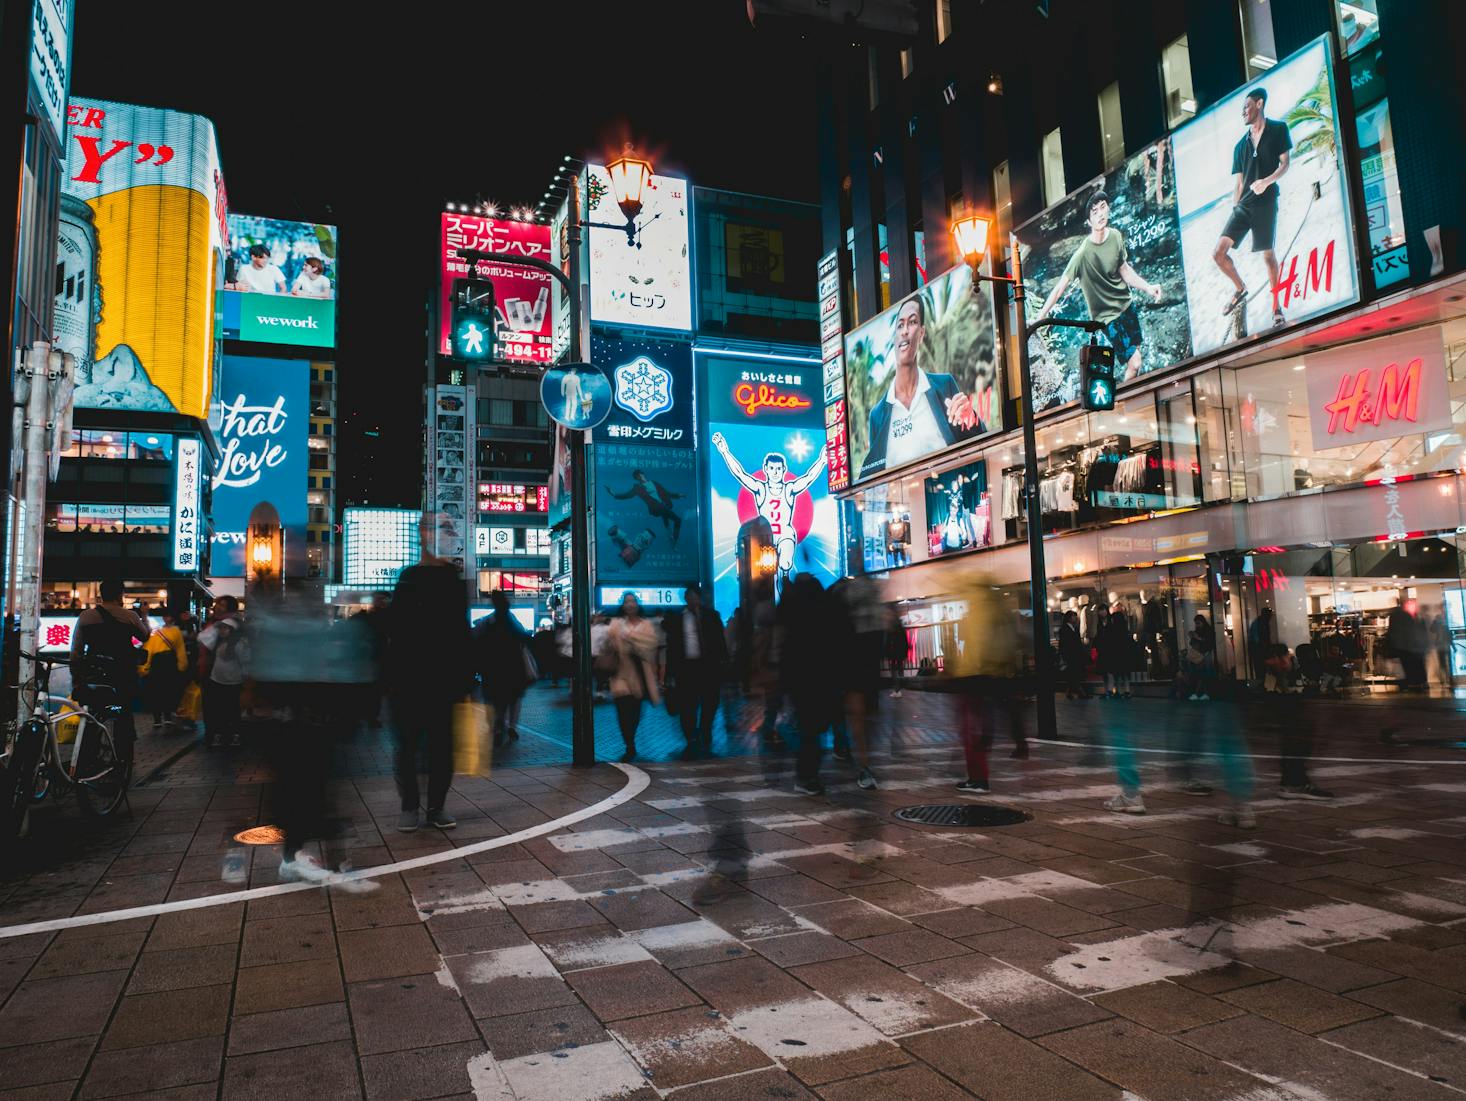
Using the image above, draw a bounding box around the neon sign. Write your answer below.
[1323,358,1422,436]
[734,382,812,417]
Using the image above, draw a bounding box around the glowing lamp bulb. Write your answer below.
[950,212,992,266]
[606,144,653,221]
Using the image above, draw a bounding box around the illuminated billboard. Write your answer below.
[1174,36,1357,356]
[211,356,309,578]
[343,507,421,589]
[587,164,691,332]
[172,437,203,573]
[703,353,838,616]
[1017,136,1190,411]
[816,250,850,491]
[594,444,701,587]
[440,213,553,365]
[62,99,226,421]
[478,483,548,514]
[592,333,695,444]
[220,214,337,348]
[842,263,1001,484]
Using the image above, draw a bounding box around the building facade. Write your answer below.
[811,0,1466,688]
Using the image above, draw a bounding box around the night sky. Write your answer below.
[70,0,820,507]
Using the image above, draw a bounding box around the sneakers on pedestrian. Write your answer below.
[832,747,853,763]
[889,688,903,699]
[396,809,420,833]
[857,767,877,790]
[426,808,456,829]
[279,852,335,883]
[1219,806,1257,828]
[620,749,637,763]
[956,779,990,794]
[1180,780,1214,797]
[1279,783,1334,800]
[794,780,825,796]
[1104,793,1147,814]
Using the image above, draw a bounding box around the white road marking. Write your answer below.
[1032,737,1466,766]
[0,762,650,940]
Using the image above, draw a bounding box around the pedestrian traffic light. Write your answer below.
[451,277,495,363]
[1080,342,1115,411]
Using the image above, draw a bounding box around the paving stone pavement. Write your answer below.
[0,688,1464,1099]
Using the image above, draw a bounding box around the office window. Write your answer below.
[1041,128,1066,207]
[1097,82,1125,170]
[991,163,1011,242]
[1162,36,1197,126]
[912,226,927,286]
[1239,0,1277,77]
[900,47,914,78]
[935,0,953,43]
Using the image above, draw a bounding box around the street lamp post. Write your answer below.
[456,148,656,768]
[950,214,1103,741]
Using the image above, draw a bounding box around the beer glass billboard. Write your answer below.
[61,99,225,420]
[1174,36,1358,356]
[1017,137,1190,411]
[841,262,1001,484]
[220,214,338,348]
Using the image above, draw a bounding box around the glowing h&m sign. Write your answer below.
[1304,327,1451,451]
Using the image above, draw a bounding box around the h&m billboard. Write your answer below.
[59,99,226,421]
[210,356,309,578]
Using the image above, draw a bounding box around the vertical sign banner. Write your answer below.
[440,213,553,365]
[63,100,226,420]
[704,354,838,616]
[220,214,338,347]
[431,386,472,574]
[594,444,701,588]
[171,437,202,573]
[1174,36,1357,356]
[816,250,850,491]
[210,356,309,577]
[587,164,691,332]
[548,421,573,528]
[31,0,72,146]
[592,333,694,444]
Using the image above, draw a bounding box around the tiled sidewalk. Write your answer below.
[1,711,1465,1100]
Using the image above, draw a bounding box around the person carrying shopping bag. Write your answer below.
[608,592,660,762]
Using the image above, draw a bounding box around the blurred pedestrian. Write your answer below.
[1247,607,1276,689]
[1058,610,1088,699]
[1097,606,1134,698]
[608,593,660,761]
[885,601,908,698]
[1388,598,1428,690]
[780,574,845,796]
[830,575,881,790]
[949,574,1027,794]
[388,513,471,832]
[1183,613,1216,700]
[356,593,390,728]
[663,583,727,760]
[70,579,149,767]
[751,595,786,749]
[197,595,248,749]
[140,610,188,732]
[474,590,534,750]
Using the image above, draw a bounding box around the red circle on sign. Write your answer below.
[736,473,813,542]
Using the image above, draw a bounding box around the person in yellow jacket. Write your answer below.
[949,573,1029,794]
[140,612,189,732]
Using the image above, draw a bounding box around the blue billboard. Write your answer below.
[212,356,310,577]
[592,332,695,444]
[593,443,702,596]
[702,352,839,617]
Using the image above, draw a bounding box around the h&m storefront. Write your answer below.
[846,298,1466,692]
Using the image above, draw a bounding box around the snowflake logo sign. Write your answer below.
[613,356,674,423]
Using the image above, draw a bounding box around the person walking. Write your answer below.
[1058,610,1088,699]
[779,574,846,796]
[608,593,660,762]
[1185,613,1216,700]
[1247,607,1275,689]
[949,574,1028,794]
[140,611,188,732]
[474,590,534,751]
[356,593,390,728]
[387,513,471,832]
[1387,598,1428,691]
[829,575,882,790]
[70,579,149,768]
[197,595,248,749]
[662,584,727,760]
[1097,606,1135,699]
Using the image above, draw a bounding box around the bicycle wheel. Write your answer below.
[74,717,127,818]
[0,719,45,844]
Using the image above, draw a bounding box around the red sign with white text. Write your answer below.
[441,214,553,365]
[1304,327,1451,451]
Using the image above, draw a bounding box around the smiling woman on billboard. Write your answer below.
[842,263,1001,483]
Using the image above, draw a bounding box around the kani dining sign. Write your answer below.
[211,355,309,577]
[1304,327,1452,451]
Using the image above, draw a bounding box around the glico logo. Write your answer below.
[734,383,811,417]
[1323,358,1423,436]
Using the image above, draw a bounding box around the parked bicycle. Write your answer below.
[0,650,130,844]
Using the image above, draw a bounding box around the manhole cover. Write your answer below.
[894,804,1030,828]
